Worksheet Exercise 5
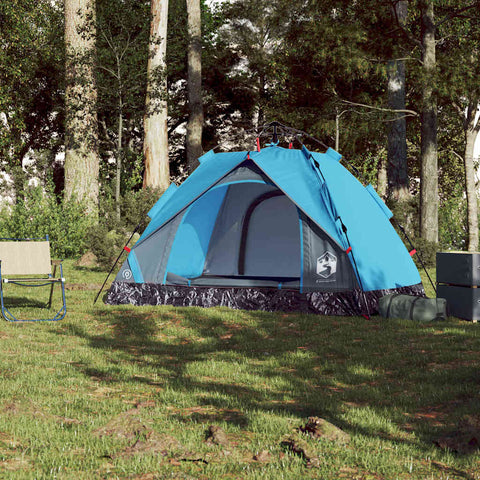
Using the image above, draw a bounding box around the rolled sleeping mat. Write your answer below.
[378,294,447,322]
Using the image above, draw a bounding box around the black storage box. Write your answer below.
[436,252,480,322]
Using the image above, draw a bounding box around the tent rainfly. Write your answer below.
[106,145,424,315]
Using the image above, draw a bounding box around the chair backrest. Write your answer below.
[0,241,52,276]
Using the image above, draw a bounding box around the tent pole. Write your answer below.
[93,218,146,305]
[392,219,437,295]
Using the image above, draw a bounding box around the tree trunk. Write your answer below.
[186,0,203,173]
[116,98,123,221]
[387,0,409,203]
[143,0,170,191]
[464,103,480,252]
[419,0,438,243]
[377,153,388,199]
[64,0,100,216]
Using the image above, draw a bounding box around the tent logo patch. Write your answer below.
[122,269,132,280]
[316,252,337,279]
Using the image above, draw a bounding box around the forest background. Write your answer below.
[1,0,480,267]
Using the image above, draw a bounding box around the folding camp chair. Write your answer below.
[0,236,66,322]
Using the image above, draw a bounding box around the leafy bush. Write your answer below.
[88,188,159,268]
[96,187,161,233]
[87,225,124,269]
[0,186,93,258]
[409,237,438,269]
[439,190,467,251]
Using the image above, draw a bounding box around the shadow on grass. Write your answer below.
[63,305,480,452]
[0,295,49,309]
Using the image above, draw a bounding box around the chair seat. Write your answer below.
[0,237,66,322]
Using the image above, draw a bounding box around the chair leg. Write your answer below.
[48,264,57,309]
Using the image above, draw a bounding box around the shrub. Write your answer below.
[96,187,161,234]
[409,237,438,269]
[0,186,93,258]
[88,188,159,269]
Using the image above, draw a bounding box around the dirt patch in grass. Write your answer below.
[205,425,229,446]
[434,415,480,455]
[252,449,272,463]
[170,405,247,427]
[0,456,31,472]
[66,283,102,291]
[95,405,200,462]
[114,431,181,459]
[281,433,321,468]
[93,409,149,441]
[299,416,351,445]
[3,401,81,427]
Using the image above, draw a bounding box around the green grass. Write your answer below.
[0,262,479,479]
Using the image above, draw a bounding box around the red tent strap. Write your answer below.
[289,142,293,149]
[256,138,261,152]
[124,246,131,253]
[409,249,416,257]
[346,246,352,254]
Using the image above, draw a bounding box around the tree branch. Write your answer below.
[435,2,480,29]
[341,99,418,117]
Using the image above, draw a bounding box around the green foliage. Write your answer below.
[0,185,92,258]
[87,224,125,269]
[88,187,160,268]
[96,0,150,191]
[439,189,468,252]
[410,237,438,269]
[0,0,64,197]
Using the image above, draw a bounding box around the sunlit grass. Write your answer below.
[0,261,478,478]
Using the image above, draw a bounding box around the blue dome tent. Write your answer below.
[106,128,424,315]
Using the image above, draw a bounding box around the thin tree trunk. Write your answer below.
[464,103,480,252]
[419,0,438,243]
[377,153,388,199]
[64,0,100,216]
[12,162,26,204]
[186,0,203,173]
[387,1,409,202]
[335,110,340,151]
[143,0,170,191]
[116,97,123,221]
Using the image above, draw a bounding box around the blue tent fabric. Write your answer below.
[112,144,422,309]
[164,185,228,279]
[136,151,246,246]
[250,148,343,248]
[310,150,420,291]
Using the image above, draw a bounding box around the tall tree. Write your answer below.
[64,0,100,215]
[96,0,150,217]
[0,0,64,202]
[419,0,438,243]
[143,0,170,191]
[437,2,480,251]
[186,0,203,172]
[463,103,480,251]
[387,0,410,203]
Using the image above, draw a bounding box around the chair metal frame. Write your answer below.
[0,236,66,322]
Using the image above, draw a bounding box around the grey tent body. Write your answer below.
[106,146,424,315]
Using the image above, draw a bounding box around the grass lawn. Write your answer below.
[0,261,479,479]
